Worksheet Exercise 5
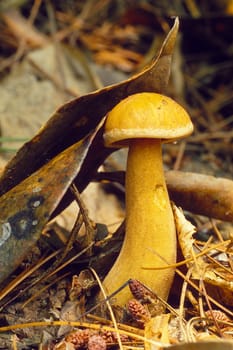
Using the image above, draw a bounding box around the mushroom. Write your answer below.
[102,92,193,306]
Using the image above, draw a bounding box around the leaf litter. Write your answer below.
[0,1,233,349]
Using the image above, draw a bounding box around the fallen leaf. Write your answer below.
[173,204,196,265]
[144,314,171,350]
[0,18,179,198]
[0,131,95,283]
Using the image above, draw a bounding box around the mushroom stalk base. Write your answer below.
[102,139,176,306]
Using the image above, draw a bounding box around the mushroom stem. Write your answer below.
[102,138,176,305]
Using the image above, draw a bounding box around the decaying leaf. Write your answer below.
[172,204,196,265]
[0,131,95,284]
[174,204,233,306]
[144,314,171,350]
[192,258,233,306]
[0,18,179,197]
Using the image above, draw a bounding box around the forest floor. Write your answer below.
[0,1,233,349]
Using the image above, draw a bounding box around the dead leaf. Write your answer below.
[144,314,171,350]
[0,18,179,199]
[0,131,95,283]
[173,204,196,265]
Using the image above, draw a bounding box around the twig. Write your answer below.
[89,267,124,350]
[179,267,194,342]
[175,268,233,318]
[0,320,169,347]
[189,130,233,142]
[58,209,83,262]
[71,183,97,254]
[166,171,233,222]
[0,1,46,71]
[173,141,187,170]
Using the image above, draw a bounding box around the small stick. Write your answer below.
[70,183,96,253]
[165,171,233,222]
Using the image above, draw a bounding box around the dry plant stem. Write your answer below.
[179,267,194,342]
[71,184,96,252]
[103,139,176,305]
[58,209,83,263]
[0,321,168,348]
[2,7,47,48]
[90,268,123,350]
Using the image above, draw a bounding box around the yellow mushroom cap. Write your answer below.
[104,92,193,148]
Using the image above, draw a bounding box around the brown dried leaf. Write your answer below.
[0,18,179,197]
[173,204,196,265]
[0,132,94,283]
[144,314,171,350]
[194,266,233,297]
